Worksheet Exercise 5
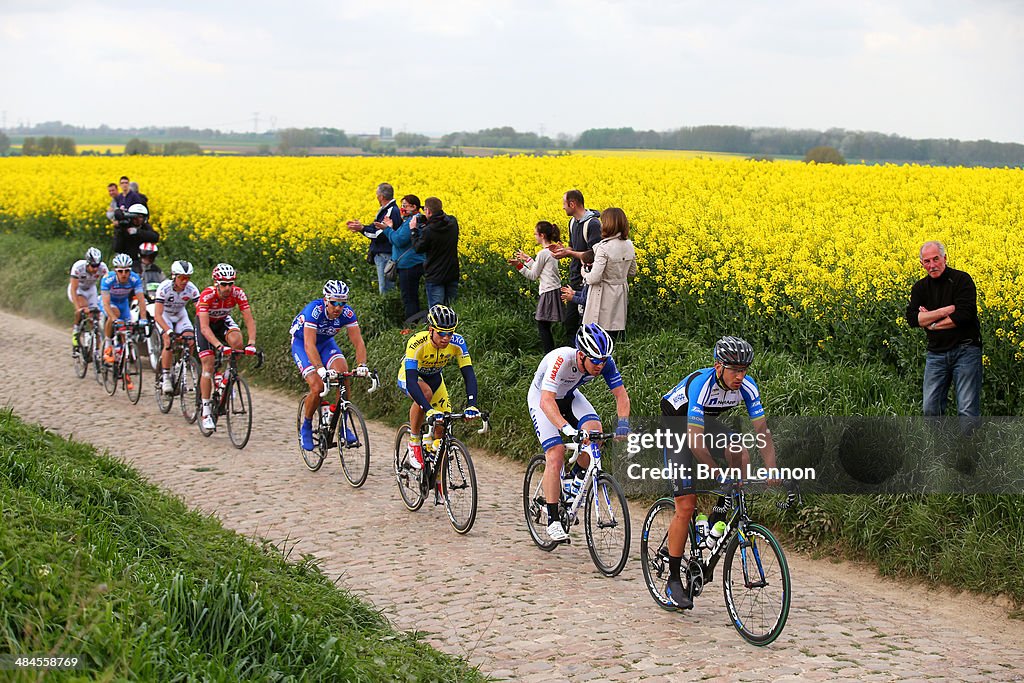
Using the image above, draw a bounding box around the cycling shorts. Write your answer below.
[103,299,132,324]
[68,284,100,311]
[291,337,344,378]
[196,317,239,358]
[527,385,599,452]
[158,310,195,336]
[398,371,451,412]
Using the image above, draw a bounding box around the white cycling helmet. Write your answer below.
[112,253,133,269]
[127,203,149,217]
[171,260,194,276]
[211,263,236,283]
[322,279,349,301]
[85,247,102,265]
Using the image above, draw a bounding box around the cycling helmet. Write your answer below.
[139,242,158,257]
[211,263,236,283]
[575,323,614,360]
[713,336,754,367]
[322,279,349,301]
[111,253,133,269]
[426,304,458,331]
[127,203,149,217]
[85,247,102,266]
[171,260,194,276]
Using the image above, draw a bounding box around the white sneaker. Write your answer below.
[201,414,215,431]
[547,520,569,543]
[161,374,174,393]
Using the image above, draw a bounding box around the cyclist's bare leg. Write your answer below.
[543,443,568,505]
[160,328,174,372]
[669,493,697,556]
[408,381,435,435]
[224,328,245,352]
[199,336,223,400]
[334,356,352,401]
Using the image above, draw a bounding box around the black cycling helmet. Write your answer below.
[713,336,754,367]
[427,304,458,332]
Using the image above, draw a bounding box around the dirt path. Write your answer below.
[2,309,1022,681]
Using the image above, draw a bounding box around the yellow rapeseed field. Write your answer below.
[1,155,1021,364]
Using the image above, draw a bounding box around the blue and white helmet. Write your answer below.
[112,253,133,269]
[323,279,349,301]
[575,323,613,360]
[85,247,102,265]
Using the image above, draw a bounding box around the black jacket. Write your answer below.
[361,200,402,259]
[112,220,160,263]
[567,209,602,288]
[412,212,460,284]
[906,266,982,352]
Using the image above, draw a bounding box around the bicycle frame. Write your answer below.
[561,432,615,521]
[422,411,490,489]
[317,369,379,447]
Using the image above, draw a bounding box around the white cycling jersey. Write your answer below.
[69,260,108,291]
[155,279,200,315]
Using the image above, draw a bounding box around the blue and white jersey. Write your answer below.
[99,270,144,302]
[529,347,623,400]
[662,367,765,427]
[289,299,358,342]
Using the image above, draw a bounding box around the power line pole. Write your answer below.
[253,112,260,134]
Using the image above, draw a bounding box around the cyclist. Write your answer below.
[154,260,201,393]
[398,304,480,469]
[68,246,108,354]
[527,323,631,543]
[196,263,257,431]
[659,336,779,610]
[99,253,150,388]
[291,280,370,451]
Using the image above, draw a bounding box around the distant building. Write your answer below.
[379,127,393,141]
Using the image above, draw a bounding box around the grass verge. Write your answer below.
[0,409,484,681]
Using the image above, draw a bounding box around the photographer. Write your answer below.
[112,203,160,263]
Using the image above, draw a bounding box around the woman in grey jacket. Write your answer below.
[510,221,565,353]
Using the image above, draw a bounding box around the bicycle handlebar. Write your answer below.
[321,368,381,394]
[425,410,491,434]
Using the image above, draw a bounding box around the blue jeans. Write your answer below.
[397,264,424,321]
[923,344,982,417]
[374,253,395,294]
[425,281,458,309]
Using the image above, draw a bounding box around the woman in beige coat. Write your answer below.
[583,207,637,338]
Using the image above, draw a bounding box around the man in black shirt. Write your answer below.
[905,241,982,417]
[550,189,602,343]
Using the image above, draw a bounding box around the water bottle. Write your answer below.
[422,432,435,452]
[695,514,710,547]
[708,520,727,551]
[214,371,224,388]
[320,402,332,423]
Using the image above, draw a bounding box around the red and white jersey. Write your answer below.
[196,285,250,321]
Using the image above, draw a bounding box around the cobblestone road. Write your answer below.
[2,310,1022,681]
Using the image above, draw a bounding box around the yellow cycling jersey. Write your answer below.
[402,330,472,376]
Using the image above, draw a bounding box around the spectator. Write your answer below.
[346,182,402,294]
[112,203,160,263]
[382,194,427,322]
[549,189,602,342]
[905,240,982,419]
[117,175,143,211]
[411,196,460,308]
[510,221,566,353]
[105,183,119,222]
[582,207,637,340]
[129,181,149,208]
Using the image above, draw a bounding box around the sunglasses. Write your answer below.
[722,364,750,372]
[115,268,131,274]
[216,281,235,287]
[434,330,455,338]
[325,299,345,307]
[587,357,608,366]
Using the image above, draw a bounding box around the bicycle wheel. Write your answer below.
[225,376,253,449]
[522,454,558,551]
[156,357,174,414]
[722,522,792,646]
[297,396,325,471]
[584,472,631,577]
[126,345,143,404]
[441,438,477,534]
[73,322,89,379]
[339,403,370,488]
[180,357,200,424]
[146,327,161,372]
[639,498,680,609]
[102,352,118,396]
[393,423,425,512]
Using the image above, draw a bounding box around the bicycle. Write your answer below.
[296,368,379,487]
[101,320,146,404]
[72,309,101,380]
[523,430,631,577]
[132,284,163,372]
[154,332,201,424]
[393,411,488,535]
[198,346,264,449]
[639,480,798,646]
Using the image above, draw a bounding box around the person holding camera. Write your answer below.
[411,197,460,309]
[112,203,160,264]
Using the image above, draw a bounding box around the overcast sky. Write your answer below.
[2,0,1022,142]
